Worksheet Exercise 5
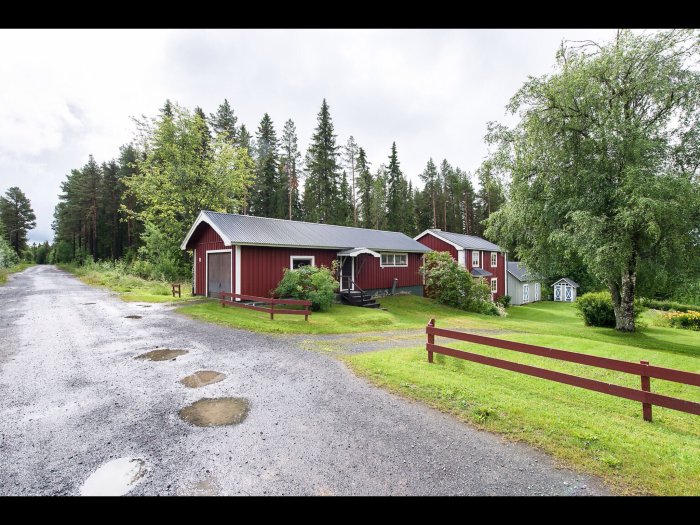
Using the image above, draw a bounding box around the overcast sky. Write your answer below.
[0,29,620,244]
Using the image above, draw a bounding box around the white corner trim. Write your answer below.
[235,245,241,300]
[204,248,233,298]
[290,255,316,268]
[180,211,233,250]
[413,229,463,251]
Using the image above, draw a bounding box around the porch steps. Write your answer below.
[340,290,381,309]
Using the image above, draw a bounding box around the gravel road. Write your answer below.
[0,266,610,495]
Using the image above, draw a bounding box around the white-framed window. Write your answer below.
[472,250,480,267]
[491,252,497,267]
[491,278,497,293]
[290,256,315,269]
[380,252,408,267]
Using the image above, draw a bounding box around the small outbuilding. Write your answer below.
[507,261,543,306]
[552,278,579,302]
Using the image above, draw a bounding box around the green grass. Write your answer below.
[58,263,194,303]
[0,262,35,285]
[178,294,495,335]
[345,301,700,495]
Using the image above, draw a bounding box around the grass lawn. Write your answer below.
[0,262,35,285]
[345,301,700,495]
[58,263,194,303]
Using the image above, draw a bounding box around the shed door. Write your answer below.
[535,283,540,301]
[554,285,561,301]
[565,285,572,302]
[523,283,529,303]
[207,252,231,298]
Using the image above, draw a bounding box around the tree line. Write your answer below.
[51,97,505,278]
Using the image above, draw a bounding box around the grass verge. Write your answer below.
[0,262,35,285]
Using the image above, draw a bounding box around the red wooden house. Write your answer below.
[414,229,508,301]
[181,211,431,301]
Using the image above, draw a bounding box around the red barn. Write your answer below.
[414,229,508,301]
[181,211,431,301]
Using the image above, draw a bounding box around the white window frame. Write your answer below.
[380,252,408,268]
[491,252,497,267]
[472,250,480,267]
[490,277,497,293]
[290,255,315,269]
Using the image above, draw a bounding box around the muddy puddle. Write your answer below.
[179,371,226,388]
[124,315,142,319]
[79,457,146,496]
[81,302,96,305]
[179,397,250,427]
[135,349,188,361]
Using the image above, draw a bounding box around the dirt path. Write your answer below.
[0,266,610,495]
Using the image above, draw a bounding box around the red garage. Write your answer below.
[181,211,431,302]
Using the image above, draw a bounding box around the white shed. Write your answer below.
[507,261,543,306]
[552,278,579,302]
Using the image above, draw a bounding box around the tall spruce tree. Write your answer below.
[251,113,280,217]
[475,160,505,236]
[210,99,238,143]
[279,119,302,220]
[0,187,36,255]
[355,147,373,228]
[385,142,408,232]
[238,124,253,153]
[343,136,359,226]
[419,158,439,228]
[370,165,388,230]
[304,99,341,224]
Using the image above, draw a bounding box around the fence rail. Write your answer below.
[220,292,311,321]
[425,319,700,421]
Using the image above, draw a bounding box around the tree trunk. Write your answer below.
[609,270,637,332]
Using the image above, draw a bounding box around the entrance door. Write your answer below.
[554,285,561,301]
[207,251,231,298]
[523,283,529,303]
[339,256,354,291]
[565,285,572,302]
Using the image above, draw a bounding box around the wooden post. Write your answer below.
[270,301,274,320]
[640,360,652,422]
[304,303,309,322]
[427,318,435,363]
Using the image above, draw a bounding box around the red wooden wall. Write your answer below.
[354,253,424,290]
[240,246,337,297]
[189,224,230,296]
[415,233,457,259]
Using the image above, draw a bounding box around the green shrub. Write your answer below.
[496,295,511,308]
[274,263,339,311]
[638,297,699,312]
[575,291,643,328]
[420,251,497,315]
[0,237,18,269]
[663,310,700,331]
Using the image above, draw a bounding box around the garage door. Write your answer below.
[207,251,232,298]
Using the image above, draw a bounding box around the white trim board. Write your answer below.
[413,230,462,251]
[290,255,316,268]
[205,248,233,298]
[235,245,241,300]
[181,211,233,250]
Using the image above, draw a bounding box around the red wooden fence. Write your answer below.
[220,293,312,321]
[425,318,700,422]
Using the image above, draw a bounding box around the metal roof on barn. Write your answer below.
[507,261,541,282]
[182,211,431,252]
[423,229,503,251]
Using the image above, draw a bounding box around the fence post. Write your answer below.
[304,303,309,322]
[640,360,652,422]
[427,318,435,363]
[270,300,274,320]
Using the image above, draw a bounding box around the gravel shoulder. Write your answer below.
[0,265,611,495]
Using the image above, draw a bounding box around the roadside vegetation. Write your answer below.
[58,261,193,303]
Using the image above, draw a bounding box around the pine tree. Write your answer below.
[355,147,373,228]
[251,113,280,217]
[279,119,302,220]
[438,159,453,230]
[209,99,238,143]
[343,136,359,226]
[338,171,353,226]
[475,160,505,236]
[161,99,174,118]
[0,187,36,255]
[385,142,408,232]
[419,158,439,228]
[238,124,253,153]
[304,99,341,224]
[194,106,212,157]
[370,166,388,230]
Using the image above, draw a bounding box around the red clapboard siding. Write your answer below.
[190,223,230,296]
[416,233,457,259]
[354,252,424,290]
[240,246,337,297]
[480,250,506,299]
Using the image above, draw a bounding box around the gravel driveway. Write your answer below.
[0,266,610,495]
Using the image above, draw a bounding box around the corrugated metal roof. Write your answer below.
[471,267,493,277]
[552,277,579,288]
[195,211,431,252]
[508,261,530,281]
[426,229,503,251]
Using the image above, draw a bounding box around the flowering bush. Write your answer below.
[663,310,700,331]
[274,262,339,311]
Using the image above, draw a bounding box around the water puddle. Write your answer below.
[125,315,142,319]
[81,302,96,305]
[179,397,250,427]
[79,457,146,496]
[139,305,152,308]
[135,349,188,361]
[179,371,226,388]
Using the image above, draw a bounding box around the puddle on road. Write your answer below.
[179,397,250,427]
[179,371,226,388]
[135,349,189,361]
[81,302,96,305]
[139,305,152,308]
[79,457,146,496]
[124,315,142,319]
